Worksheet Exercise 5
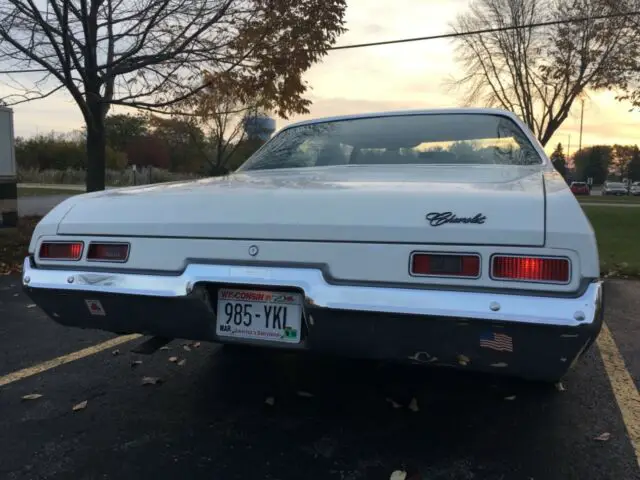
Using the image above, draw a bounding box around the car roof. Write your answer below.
[281,107,525,130]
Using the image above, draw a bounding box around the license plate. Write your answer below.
[216,288,303,344]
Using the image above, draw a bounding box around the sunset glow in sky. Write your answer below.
[5,0,639,153]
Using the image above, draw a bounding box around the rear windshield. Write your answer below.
[238,114,542,172]
[608,183,625,188]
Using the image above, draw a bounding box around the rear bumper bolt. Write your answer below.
[67,276,74,284]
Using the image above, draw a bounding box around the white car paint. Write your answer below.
[28,108,600,293]
[53,165,546,246]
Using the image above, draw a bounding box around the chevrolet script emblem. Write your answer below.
[426,212,487,226]
[248,245,259,256]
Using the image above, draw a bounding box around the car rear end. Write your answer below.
[570,182,589,195]
[22,110,604,383]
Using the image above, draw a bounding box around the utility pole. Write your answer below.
[567,135,571,159]
[578,98,584,152]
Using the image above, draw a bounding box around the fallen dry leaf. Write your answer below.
[177,359,186,366]
[159,346,170,351]
[130,360,143,368]
[0,216,41,275]
[183,345,192,352]
[168,356,178,363]
[408,397,419,413]
[594,432,611,442]
[457,354,470,366]
[141,376,162,386]
[112,349,120,356]
[265,396,275,406]
[555,382,566,392]
[72,400,88,411]
[390,471,407,480]
[21,393,43,401]
[297,390,314,398]
[26,304,36,309]
[192,342,201,348]
[504,395,516,401]
[385,398,402,409]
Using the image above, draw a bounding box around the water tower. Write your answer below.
[243,114,276,141]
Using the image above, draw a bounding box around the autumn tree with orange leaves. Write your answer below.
[0,0,347,191]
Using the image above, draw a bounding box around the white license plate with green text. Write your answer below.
[216,288,303,344]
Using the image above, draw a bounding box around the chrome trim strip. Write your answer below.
[23,257,602,328]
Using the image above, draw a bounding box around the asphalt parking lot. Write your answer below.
[0,276,638,480]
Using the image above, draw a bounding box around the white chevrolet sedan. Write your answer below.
[23,109,603,382]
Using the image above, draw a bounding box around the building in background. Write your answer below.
[0,106,17,230]
[243,114,276,142]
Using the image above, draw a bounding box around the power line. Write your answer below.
[0,9,638,75]
[327,10,640,50]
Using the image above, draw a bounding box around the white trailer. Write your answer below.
[0,107,17,230]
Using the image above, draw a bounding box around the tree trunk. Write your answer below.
[85,114,106,192]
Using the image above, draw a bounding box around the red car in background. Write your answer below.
[570,181,590,195]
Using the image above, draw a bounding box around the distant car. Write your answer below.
[630,182,640,196]
[570,182,590,195]
[22,108,603,384]
[602,182,628,196]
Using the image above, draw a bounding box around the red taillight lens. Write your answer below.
[411,253,480,277]
[39,242,83,260]
[492,256,570,283]
[87,243,130,262]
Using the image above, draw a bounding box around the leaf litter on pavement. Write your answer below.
[72,400,88,411]
[141,376,163,386]
[390,471,407,480]
[21,393,43,401]
[0,216,41,275]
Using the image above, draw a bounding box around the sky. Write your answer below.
[5,0,640,154]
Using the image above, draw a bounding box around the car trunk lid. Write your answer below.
[56,165,546,246]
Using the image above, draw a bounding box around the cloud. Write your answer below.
[361,23,385,36]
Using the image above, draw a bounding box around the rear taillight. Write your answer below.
[39,242,83,261]
[492,255,570,283]
[411,253,480,278]
[87,243,130,262]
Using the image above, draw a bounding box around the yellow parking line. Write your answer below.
[0,334,142,387]
[597,323,640,468]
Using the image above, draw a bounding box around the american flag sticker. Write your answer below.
[85,299,106,316]
[479,331,513,352]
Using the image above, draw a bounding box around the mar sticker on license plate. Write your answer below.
[216,288,303,344]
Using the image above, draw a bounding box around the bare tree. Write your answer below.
[0,0,346,191]
[450,0,635,146]
[176,80,263,174]
[599,0,640,107]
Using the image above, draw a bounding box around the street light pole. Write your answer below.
[578,98,584,152]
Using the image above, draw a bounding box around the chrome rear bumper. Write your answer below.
[22,257,604,381]
[22,257,602,329]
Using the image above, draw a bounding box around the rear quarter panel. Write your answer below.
[544,171,600,279]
